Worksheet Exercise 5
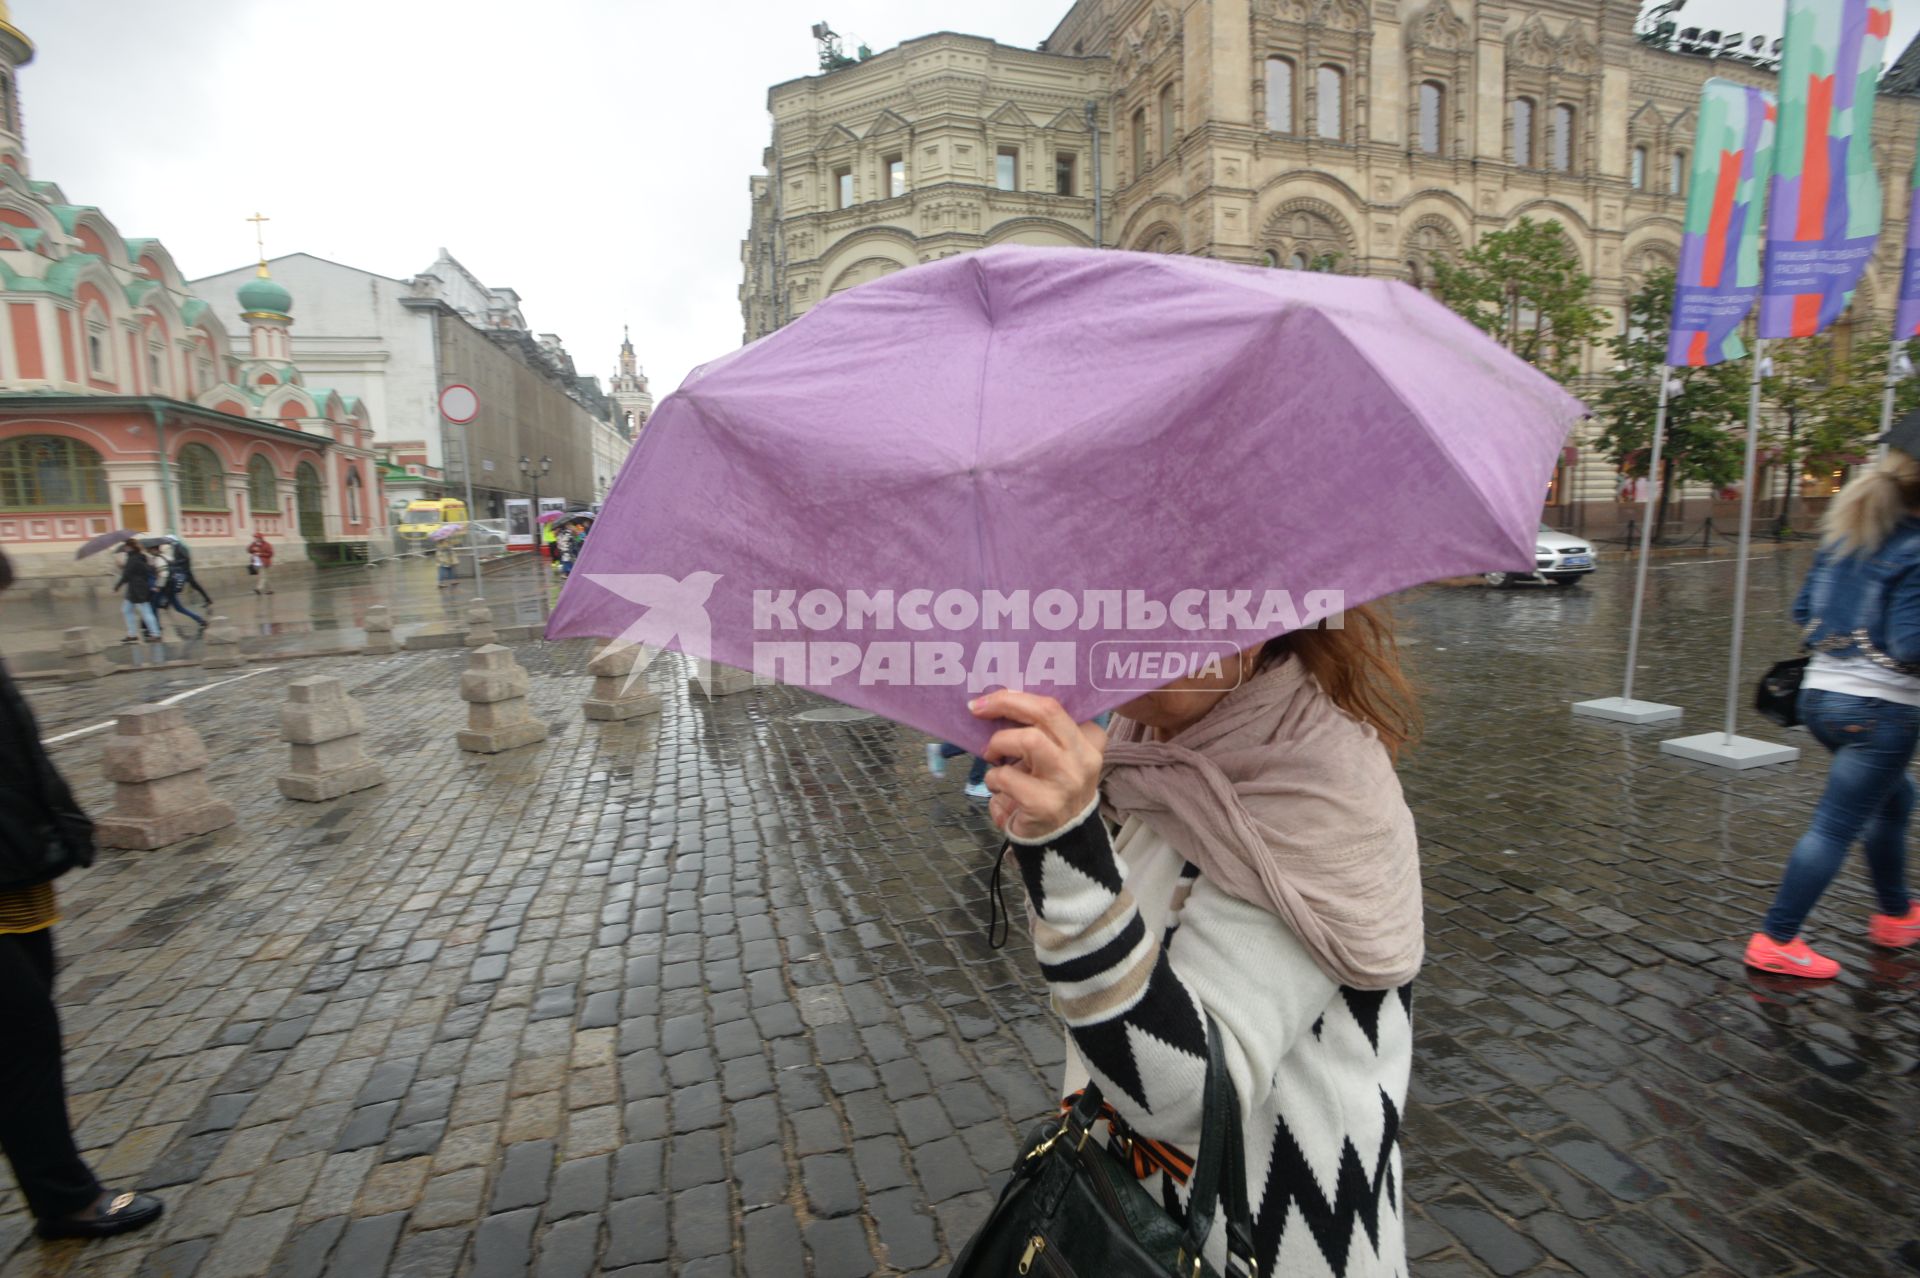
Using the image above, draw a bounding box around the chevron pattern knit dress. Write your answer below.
[1009,808,1415,1278]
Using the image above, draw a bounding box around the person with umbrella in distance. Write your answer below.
[434,527,460,588]
[111,541,160,643]
[1746,411,1920,979]
[147,542,205,636]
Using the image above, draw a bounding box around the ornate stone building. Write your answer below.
[742,2,1920,531]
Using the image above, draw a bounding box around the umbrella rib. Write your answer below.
[968,256,1000,604]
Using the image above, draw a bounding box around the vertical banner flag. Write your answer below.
[1898,121,1920,339]
[1761,0,1892,338]
[1668,80,1778,366]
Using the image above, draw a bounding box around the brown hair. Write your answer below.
[1261,603,1421,758]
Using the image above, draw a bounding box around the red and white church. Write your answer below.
[0,5,385,588]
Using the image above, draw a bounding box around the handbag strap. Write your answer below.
[1179,1016,1256,1277]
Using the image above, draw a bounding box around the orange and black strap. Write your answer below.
[1060,1090,1196,1186]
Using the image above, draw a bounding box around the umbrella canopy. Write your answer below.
[549,246,1584,750]
[75,529,140,560]
[538,510,571,525]
[555,512,595,527]
[138,534,182,549]
[429,523,465,541]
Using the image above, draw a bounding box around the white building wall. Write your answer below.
[192,254,445,473]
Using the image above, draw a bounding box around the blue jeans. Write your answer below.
[154,585,204,627]
[1763,688,1919,942]
[120,600,158,638]
[938,742,989,786]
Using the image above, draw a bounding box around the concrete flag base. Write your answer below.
[458,644,548,753]
[689,658,754,698]
[363,605,400,655]
[200,617,244,670]
[583,641,662,721]
[277,676,384,801]
[1660,732,1800,770]
[1571,696,1683,724]
[58,627,110,682]
[464,600,499,647]
[94,705,236,849]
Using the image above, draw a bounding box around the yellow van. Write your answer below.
[397,498,468,540]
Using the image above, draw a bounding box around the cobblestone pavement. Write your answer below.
[1,545,1917,1277]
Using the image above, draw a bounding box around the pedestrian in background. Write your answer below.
[926,742,990,798]
[435,537,458,588]
[0,548,166,1240]
[112,542,158,643]
[150,548,205,634]
[1748,419,1920,979]
[247,532,274,596]
[166,541,212,608]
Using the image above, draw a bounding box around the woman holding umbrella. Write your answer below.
[971,613,1421,1278]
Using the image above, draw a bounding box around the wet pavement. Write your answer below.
[1,543,1917,1277]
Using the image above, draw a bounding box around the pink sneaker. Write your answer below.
[1868,904,1920,949]
[1743,933,1841,979]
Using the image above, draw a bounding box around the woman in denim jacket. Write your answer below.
[1748,423,1920,977]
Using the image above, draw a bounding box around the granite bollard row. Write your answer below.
[582,640,662,720]
[362,604,400,654]
[689,657,754,698]
[58,626,110,682]
[200,616,243,669]
[277,676,384,801]
[464,600,498,648]
[458,644,548,753]
[93,705,236,849]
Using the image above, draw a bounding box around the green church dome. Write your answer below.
[238,270,292,316]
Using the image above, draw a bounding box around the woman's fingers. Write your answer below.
[970,690,1080,751]
[984,726,1063,776]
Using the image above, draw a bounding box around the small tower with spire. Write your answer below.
[236,213,294,362]
[0,1,35,161]
[609,325,653,440]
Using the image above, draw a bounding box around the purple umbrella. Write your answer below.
[549,246,1584,750]
[429,523,465,541]
[76,529,140,560]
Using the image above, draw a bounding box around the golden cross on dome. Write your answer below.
[247,212,270,275]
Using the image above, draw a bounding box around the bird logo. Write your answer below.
[582,571,723,696]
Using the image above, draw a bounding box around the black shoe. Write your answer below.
[119,636,139,644]
[35,1190,164,1240]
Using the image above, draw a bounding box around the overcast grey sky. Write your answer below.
[13,0,1920,405]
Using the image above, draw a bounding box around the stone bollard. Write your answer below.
[457,645,548,753]
[582,641,662,721]
[463,600,498,648]
[199,617,243,670]
[94,705,236,849]
[689,657,755,698]
[277,677,384,801]
[57,627,111,682]
[362,605,400,655]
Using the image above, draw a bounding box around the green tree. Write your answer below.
[1430,217,1607,386]
[1591,268,1748,539]
[1762,334,1885,533]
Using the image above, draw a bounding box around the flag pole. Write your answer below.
[1620,373,1674,705]
[1720,339,1769,743]
[1878,334,1904,462]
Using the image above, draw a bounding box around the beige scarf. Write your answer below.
[1101,657,1424,989]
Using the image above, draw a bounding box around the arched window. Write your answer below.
[1265,57,1295,133]
[147,342,166,396]
[1132,107,1148,175]
[176,442,226,510]
[346,468,363,523]
[1316,65,1345,140]
[1550,105,1575,172]
[295,461,324,540]
[1631,146,1647,190]
[1418,82,1445,155]
[247,454,277,511]
[84,305,109,378]
[1512,97,1535,166]
[1671,150,1687,195]
[0,436,108,510]
[1160,83,1177,155]
[1288,252,1309,269]
[1261,249,1280,268]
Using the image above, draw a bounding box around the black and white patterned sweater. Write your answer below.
[1009,802,1415,1278]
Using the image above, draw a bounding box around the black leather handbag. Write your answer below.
[1754,655,1809,728]
[950,1019,1254,1278]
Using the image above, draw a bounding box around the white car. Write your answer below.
[1484,525,1596,588]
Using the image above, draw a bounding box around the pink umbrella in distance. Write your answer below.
[549,246,1584,751]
